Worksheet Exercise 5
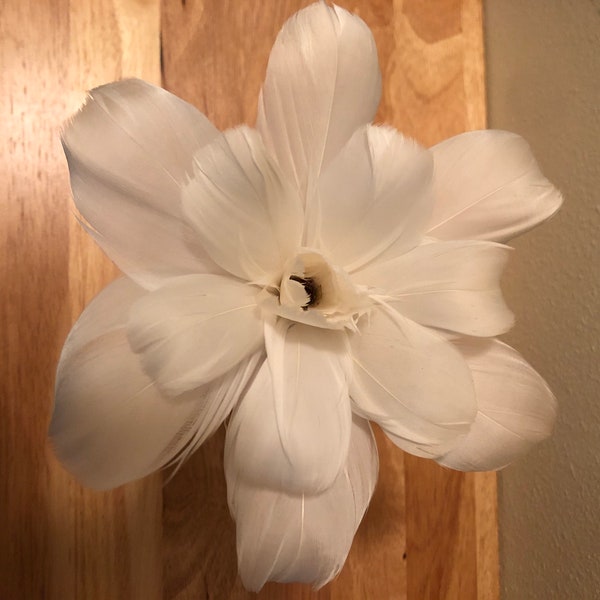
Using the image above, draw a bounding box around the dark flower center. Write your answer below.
[288,275,321,310]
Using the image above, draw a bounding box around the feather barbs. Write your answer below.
[51,1,561,591]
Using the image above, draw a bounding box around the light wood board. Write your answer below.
[0,1,498,598]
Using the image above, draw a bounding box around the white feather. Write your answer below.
[182,126,303,283]
[225,317,352,494]
[437,338,557,471]
[256,2,381,209]
[50,278,257,489]
[165,351,264,478]
[350,304,476,457]
[353,239,514,337]
[317,126,433,270]
[62,79,222,289]
[427,130,563,242]
[127,275,264,397]
[225,414,378,591]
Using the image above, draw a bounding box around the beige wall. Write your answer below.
[484,1,600,598]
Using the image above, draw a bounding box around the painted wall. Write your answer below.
[484,1,600,598]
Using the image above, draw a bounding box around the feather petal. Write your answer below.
[182,126,303,282]
[353,240,514,336]
[62,79,223,289]
[226,415,378,591]
[437,338,557,471]
[317,126,433,269]
[50,278,257,489]
[257,2,381,206]
[350,305,476,457]
[165,351,264,476]
[225,319,352,493]
[427,130,563,242]
[127,275,263,397]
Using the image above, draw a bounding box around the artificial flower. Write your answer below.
[50,1,562,591]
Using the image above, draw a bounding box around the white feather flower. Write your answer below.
[50,1,562,591]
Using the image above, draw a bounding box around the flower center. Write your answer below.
[286,275,321,310]
[259,248,371,330]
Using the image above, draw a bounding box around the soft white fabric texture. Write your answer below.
[226,414,378,591]
[350,305,477,458]
[51,278,259,489]
[427,130,563,242]
[257,2,381,210]
[317,126,433,270]
[182,126,303,283]
[226,318,352,493]
[127,275,264,397]
[353,240,514,337]
[62,79,223,289]
[437,338,557,470]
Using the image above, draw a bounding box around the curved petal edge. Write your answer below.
[226,415,378,591]
[437,338,557,471]
[427,130,562,243]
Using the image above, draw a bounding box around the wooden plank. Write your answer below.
[0,0,497,598]
[0,1,163,598]
[160,1,497,599]
[399,2,498,599]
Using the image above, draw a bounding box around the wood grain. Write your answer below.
[160,1,497,600]
[0,1,162,598]
[1,0,498,598]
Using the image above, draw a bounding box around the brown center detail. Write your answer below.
[288,275,321,310]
